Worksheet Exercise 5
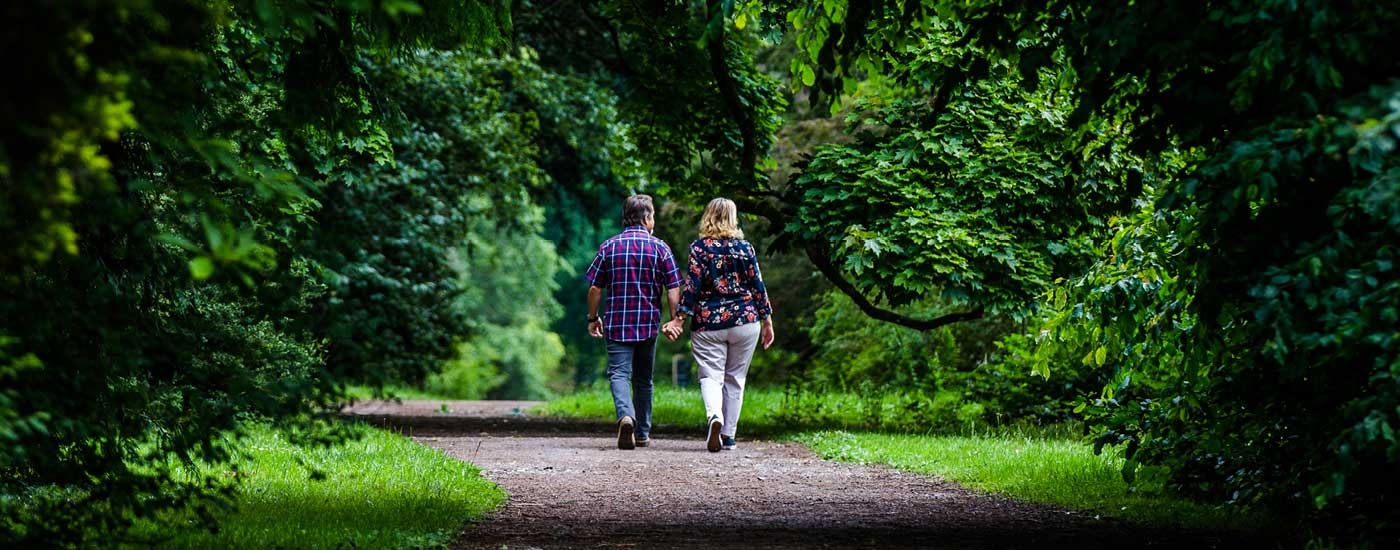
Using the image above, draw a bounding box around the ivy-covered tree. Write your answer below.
[0,0,512,544]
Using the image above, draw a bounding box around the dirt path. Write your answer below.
[345,400,1257,549]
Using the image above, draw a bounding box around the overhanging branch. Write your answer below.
[803,242,985,331]
[705,1,759,190]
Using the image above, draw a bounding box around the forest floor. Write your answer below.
[344,400,1264,549]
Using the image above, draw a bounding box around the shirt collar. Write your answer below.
[623,225,650,234]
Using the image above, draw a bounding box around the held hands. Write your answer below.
[661,318,685,342]
[588,319,604,338]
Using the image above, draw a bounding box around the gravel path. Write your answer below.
[344,400,1259,549]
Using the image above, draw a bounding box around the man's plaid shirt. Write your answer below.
[584,226,682,342]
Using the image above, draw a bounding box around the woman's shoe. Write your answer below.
[721,436,736,451]
[706,416,722,452]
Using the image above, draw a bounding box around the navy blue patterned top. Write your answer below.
[678,238,772,331]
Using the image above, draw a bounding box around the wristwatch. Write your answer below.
[588,314,601,323]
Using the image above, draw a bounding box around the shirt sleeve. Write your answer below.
[746,242,773,320]
[583,245,608,287]
[659,241,682,290]
[678,240,703,316]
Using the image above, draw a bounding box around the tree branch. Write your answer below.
[802,242,984,331]
[705,1,759,190]
[730,194,788,227]
[580,1,634,76]
[702,3,979,333]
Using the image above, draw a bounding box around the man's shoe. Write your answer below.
[635,437,650,448]
[706,416,722,453]
[721,436,736,451]
[618,417,636,450]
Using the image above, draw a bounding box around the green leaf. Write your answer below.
[189,256,216,280]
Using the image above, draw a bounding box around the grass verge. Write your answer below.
[540,384,1261,531]
[795,430,1261,530]
[535,383,1074,438]
[134,422,504,549]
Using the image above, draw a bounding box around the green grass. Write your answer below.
[540,384,1262,531]
[538,383,741,428]
[536,383,994,435]
[795,430,1261,530]
[133,422,505,549]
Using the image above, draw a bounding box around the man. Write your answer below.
[584,194,682,449]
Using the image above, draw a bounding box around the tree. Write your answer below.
[782,0,1400,542]
[0,0,513,544]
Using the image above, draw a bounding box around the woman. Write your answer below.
[662,198,774,452]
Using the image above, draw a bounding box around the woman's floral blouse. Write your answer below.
[678,237,773,331]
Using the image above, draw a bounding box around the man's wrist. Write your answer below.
[588,314,601,323]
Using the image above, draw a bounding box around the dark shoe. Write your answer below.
[706,416,722,453]
[635,437,650,448]
[721,436,736,451]
[618,417,636,450]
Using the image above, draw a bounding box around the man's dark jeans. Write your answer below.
[606,337,656,440]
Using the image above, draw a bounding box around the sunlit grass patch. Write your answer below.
[538,383,714,427]
[535,383,1069,437]
[536,383,822,434]
[796,430,1262,530]
[132,422,504,549]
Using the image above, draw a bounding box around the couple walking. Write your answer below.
[584,195,774,452]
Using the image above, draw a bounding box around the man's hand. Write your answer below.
[587,286,604,338]
[760,319,775,350]
[661,319,684,342]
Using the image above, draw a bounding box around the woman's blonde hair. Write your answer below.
[698,197,743,239]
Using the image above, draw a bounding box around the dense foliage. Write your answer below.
[312,49,559,391]
[0,0,588,544]
[788,29,1141,315]
[2,2,339,543]
[773,0,1400,543]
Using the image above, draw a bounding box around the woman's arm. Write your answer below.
[678,241,704,317]
[748,244,773,321]
[663,241,704,341]
[746,242,775,349]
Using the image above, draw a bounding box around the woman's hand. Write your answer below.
[760,319,775,350]
[661,319,685,342]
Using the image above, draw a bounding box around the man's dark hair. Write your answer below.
[622,194,654,227]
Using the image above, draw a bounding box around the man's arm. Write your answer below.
[588,285,604,338]
[666,285,681,320]
[661,285,683,341]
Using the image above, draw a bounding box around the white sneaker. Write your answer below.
[706,416,722,453]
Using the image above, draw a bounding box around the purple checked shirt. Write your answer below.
[584,226,682,342]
